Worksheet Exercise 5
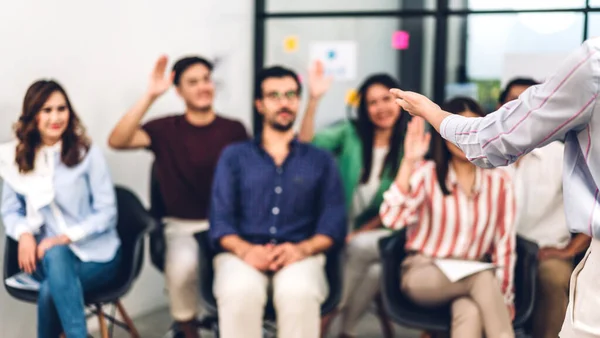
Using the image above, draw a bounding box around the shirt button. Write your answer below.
[270,226,277,234]
[275,186,282,194]
[272,207,280,215]
[276,167,283,174]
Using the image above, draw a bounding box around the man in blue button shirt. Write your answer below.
[209,65,347,338]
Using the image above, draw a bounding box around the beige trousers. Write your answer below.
[560,238,600,338]
[164,218,208,321]
[213,252,328,338]
[401,255,513,338]
[532,257,572,338]
[339,229,389,335]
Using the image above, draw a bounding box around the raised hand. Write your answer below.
[403,117,431,163]
[308,60,333,100]
[390,88,441,118]
[147,55,175,99]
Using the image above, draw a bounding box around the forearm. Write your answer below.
[423,108,452,135]
[298,234,333,256]
[108,93,155,148]
[356,216,383,232]
[394,158,417,193]
[298,97,319,142]
[566,233,592,256]
[220,234,253,258]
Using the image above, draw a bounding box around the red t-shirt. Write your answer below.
[142,114,248,219]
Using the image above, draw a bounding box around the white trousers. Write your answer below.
[213,252,328,338]
[339,229,389,335]
[164,218,208,321]
[560,238,600,337]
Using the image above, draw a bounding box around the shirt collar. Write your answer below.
[446,162,483,195]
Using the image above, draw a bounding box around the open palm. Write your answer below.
[308,60,333,99]
[404,117,431,162]
[147,55,174,98]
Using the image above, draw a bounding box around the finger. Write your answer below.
[168,71,175,84]
[274,251,288,267]
[154,55,168,76]
[423,132,432,146]
[389,88,405,99]
[268,245,284,261]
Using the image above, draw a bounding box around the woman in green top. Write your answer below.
[300,65,410,338]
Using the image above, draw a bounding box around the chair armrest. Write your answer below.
[513,236,539,328]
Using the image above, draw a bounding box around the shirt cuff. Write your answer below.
[13,224,33,240]
[64,225,87,243]
[439,114,462,145]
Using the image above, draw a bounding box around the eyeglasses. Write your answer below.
[264,90,299,102]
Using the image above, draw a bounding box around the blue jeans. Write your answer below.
[33,245,121,338]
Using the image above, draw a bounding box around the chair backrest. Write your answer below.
[148,162,167,271]
[114,186,156,284]
[513,236,539,327]
[149,162,166,220]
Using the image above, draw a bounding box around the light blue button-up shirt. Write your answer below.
[440,38,600,239]
[1,145,120,262]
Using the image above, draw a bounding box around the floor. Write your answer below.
[99,306,423,338]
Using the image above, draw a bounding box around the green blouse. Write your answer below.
[312,120,402,229]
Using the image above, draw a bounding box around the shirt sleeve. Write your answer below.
[490,174,517,308]
[440,40,600,168]
[141,117,168,152]
[63,146,118,243]
[1,182,34,240]
[312,121,349,152]
[313,152,347,245]
[379,161,431,230]
[209,146,240,247]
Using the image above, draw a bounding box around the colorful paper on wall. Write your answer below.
[392,31,410,50]
[283,35,299,53]
[345,89,359,107]
[309,41,357,81]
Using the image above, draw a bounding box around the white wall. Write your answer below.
[0,1,253,337]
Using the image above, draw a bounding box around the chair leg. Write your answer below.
[96,304,110,338]
[115,300,141,338]
[375,294,394,338]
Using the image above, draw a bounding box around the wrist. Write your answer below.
[235,243,253,259]
[144,91,160,102]
[58,235,71,245]
[308,95,322,103]
[297,241,314,256]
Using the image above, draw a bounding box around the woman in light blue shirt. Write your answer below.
[0,80,121,338]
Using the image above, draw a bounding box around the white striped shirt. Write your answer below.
[380,160,516,306]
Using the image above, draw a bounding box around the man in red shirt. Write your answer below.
[108,55,248,338]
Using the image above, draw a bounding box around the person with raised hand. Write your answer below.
[299,61,410,337]
[389,38,600,338]
[108,55,248,338]
[380,98,516,338]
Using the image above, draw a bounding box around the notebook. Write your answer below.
[5,272,40,291]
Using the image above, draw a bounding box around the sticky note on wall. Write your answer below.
[392,31,410,50]
[345,89,359,107]
[283,36,299,53]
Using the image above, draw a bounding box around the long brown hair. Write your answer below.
[427,97,486,195]
[14,80,90,173]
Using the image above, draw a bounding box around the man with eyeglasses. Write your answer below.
[209,66,347,338]
[108,55,248,338]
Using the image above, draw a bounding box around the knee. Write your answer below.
[42,246,73,276]
[166,250,199,287]
[216,278,267,309]
[274,278,324,311]
[346,233,376,258]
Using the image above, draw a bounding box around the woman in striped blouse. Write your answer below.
[380,97,516,338]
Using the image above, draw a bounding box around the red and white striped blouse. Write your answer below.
[380,160,516,306]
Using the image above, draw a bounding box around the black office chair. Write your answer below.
[379,229,538,338]
[195,230,343,337]
[3,186,156,338]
